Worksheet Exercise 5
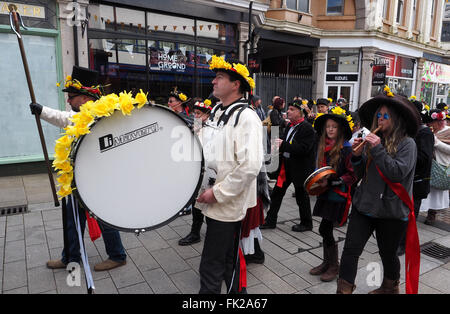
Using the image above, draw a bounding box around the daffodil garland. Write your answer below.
[209,55,256,90]
[312,106,354,131]
[53,90,148,198]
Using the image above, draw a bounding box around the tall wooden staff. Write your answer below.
[9,4,59,207]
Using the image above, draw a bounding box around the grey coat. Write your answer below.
[351,137,417,220]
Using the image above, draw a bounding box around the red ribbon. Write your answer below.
[332,186,352,227]
[238,247,247,292]
[276,161,286,188]
[375,166,420,294]
[85,211,102,242]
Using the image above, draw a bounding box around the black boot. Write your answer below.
[244,239,265,264]
[179,209,203,246]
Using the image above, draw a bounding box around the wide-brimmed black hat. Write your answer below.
[359,93,420,137]
[62,66,102,99]
[314,107,353,141]
[168,87,189,104]
[209,55,254,92]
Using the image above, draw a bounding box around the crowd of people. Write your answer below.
[29,56,450,294]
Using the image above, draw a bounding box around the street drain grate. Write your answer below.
[420,242,450,263]
[0,205,28,217]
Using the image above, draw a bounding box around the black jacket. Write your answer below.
[279,120,317,182]
[270,108,287,137]
[413,125,435,199]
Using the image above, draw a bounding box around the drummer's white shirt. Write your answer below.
[200,102,263,222]
[40,105,75,128]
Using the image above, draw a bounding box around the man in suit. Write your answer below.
[261,100,317,232]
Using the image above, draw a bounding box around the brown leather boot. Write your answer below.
[310,244,329,275]
[368,277,400,294]
[46,259,66,269]
[94,259,126,271]
[320,243,339,282]
[336,278,355,294]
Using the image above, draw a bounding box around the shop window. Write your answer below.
[147,12,195,37]
[0,0,57,29]
[327,0,344,15]
[327,50,359,73]
[286,0,309,13]
[0,33,60,161]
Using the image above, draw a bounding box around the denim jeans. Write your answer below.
[61,196,127,264]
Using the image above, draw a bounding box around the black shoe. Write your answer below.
[291,224,313,232]
[260,222,276,229]
[244,254,265,265]
[178,232,201,246]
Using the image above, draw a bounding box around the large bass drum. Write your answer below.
[72,104,204,233]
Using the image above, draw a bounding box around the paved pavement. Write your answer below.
[0,173,450,294]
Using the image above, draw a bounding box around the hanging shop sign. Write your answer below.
[372,65,386,86]
[374,53,415,79]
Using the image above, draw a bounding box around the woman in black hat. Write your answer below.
[336,88,421,294]
[309,107,356,282]
[168,87,194,125]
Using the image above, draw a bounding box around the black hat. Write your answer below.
[359,92,420,137]
[436,102,448,111]
[62,66,102,99]
[209,55,254,92]
[313,107,354,141]
[412,100,431,123]
[168,87,189,103]
[317,98,330,106]
[428,109,446,122]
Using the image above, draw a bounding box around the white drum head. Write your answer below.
[73,105,203,232]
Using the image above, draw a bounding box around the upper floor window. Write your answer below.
[430,0,436,37]
[286,0,309,13]
[383,0,389,19]
[327,0,344,15]
[396,0,404,24]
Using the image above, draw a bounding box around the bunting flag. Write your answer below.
[125,44,134,56]
[148,40,155,48]
[205,53,212,62]
[179,47,186,56]
[154,25,158,31]
[173,25,177,31]
[105,41,115,52]
[199,25,204,31]
[94,15,98,21]
[163,25,167,31]
[216,24,219,30]
[106,19,111,24]
[183,26,187,30]
[138,23,142,30]
[208,25,212,30]
[163,46,171,54]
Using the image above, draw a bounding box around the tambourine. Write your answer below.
[303,166,337,196]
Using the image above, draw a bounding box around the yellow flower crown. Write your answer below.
[312,107,354,131]
[53,90,148,198]
[384,85,394,97]
[209,55,255,90]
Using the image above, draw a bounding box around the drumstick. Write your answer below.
[353,126,382,152]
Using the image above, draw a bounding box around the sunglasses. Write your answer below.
[377,112,390,120]
[67,94,80,100]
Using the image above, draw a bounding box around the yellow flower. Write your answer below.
[332,106,345,116]
[56,172,73,187]
[135,89,148,109]
[246,77,256,90]
[55,135,74,149]
[327,98,333,103]
[302,100,308,105]
[204,99,212,106]
[52,159,73,173]
[410,95,416,100]
[57,184,74,199]
[445,106,448,110]
[66,75,72,81]
[209,55,232,71]
[425,105,430,111]
[64,125,90,138]
[56,83,60,87]
[70,111,94,128]
[178,93,187,102]
[384,85,390,92]
[387,91,394,97]
[119,91,135,115]
[232,63,250,79]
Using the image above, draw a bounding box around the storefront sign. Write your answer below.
[372,65,386,86]
[0,1,45,18]
[150,49,186,72]
[421,61,450,84]
[374,53,395,76]
[374,53,414,79]
[326,74,358,82]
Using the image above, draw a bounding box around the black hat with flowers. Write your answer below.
[313,106,354,141]
[168,87,189,103]
[62,66,103,100]
[208,55,255,93]
[429,109,447,122]
[358,85,420,137]
[193,99,213,113]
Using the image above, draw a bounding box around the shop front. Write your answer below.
[87,2,240,104]
[371,52,416,98]
[0,0,63,165]
[420,60,450,107]
[325,49,360,111]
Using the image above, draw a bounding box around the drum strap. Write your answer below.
[375,166,420,295]
[71,196,95,293]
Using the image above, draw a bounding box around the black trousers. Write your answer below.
[339,209,408,284]
[266,176,312,227]
[199,217,242,294]
[191,206,204,234]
